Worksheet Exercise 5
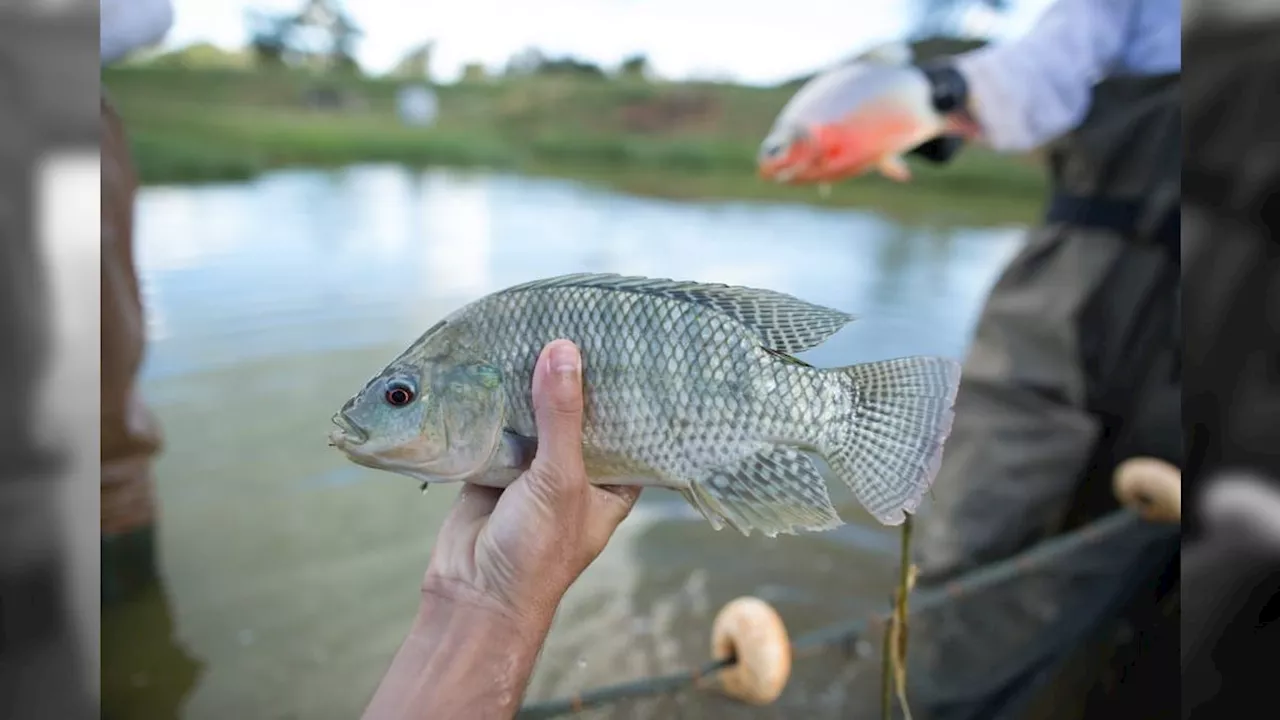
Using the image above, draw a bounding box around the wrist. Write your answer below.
[417,573,555,643]
[910,61,978,165]
[362,580,554,720]
[420,570,562,634]
[415,585,552,710]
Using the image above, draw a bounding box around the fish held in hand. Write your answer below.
[758,41,968,185]
[329,273,961,537]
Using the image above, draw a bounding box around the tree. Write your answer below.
[245,8,291,67]
[392,42,435,80]
[502,47,605,79]
[537,56,605,78]
[327,6,363,74]
[461,62,488,83]
[504,47,546,77]
[241,0,364,73]
[618,53,649,80]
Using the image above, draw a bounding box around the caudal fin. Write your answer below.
[822,356,962,525]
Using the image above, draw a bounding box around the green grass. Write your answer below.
[103,65,1048,223]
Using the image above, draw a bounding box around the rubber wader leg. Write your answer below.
[913,228,1125,584]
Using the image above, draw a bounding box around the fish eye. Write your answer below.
[384,380,416,407]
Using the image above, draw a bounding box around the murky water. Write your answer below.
[102,165,1028,719]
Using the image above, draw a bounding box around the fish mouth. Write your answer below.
[758,160,791,183]
[772,165,799,183]
[759,161,800,184]
[329,411,368,447]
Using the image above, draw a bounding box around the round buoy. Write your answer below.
[710,596,791,705]
[1113,457,1181,523]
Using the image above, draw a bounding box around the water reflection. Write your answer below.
[110,165,1026,719]
[415,172,495,297]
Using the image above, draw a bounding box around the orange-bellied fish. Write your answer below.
[757,42,971,188]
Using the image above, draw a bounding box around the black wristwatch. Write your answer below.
[908,60,972,165]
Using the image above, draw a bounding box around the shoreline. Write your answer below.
[106,66,1047,225]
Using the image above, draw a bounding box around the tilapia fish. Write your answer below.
[328,273,961,537]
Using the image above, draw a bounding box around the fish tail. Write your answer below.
[820,356,962,525]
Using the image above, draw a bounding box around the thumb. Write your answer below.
[529,339,587,486]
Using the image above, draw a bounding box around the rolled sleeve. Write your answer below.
[952,0,1177,152]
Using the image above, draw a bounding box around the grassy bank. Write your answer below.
[103,66,1047,222]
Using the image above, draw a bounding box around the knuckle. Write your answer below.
[527,458,585,503]
[524,466,565,504]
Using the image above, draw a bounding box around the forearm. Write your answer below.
[362,590,553,720]
[946,0,1140,152]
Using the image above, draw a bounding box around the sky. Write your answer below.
[160,0,1056,85]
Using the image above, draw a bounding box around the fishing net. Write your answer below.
[892,512,1179,720]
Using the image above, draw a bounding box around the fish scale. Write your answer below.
[330,273,962,536]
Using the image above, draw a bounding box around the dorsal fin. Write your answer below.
[497,273,855,354]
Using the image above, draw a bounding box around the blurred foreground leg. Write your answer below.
[99,92,164,605]
[99,90,205,720]
[0,21,89,718]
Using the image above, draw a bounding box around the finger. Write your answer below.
[528,339,587,488]
[434,484,501,558]
[584,485,642,550]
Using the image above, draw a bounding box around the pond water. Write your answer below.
[102,164,1028,719]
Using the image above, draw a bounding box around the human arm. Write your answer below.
[361,339,641,720]
[946,0,1178,152]
[360,584,551,720]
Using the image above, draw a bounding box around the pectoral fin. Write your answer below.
[878,154,912,182]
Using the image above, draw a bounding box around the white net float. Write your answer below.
[709,596,792,705]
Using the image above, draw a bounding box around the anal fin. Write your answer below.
[686,445,844,538]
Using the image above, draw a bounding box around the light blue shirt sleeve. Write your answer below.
[101,0,174,66]
[952,0,1182,152]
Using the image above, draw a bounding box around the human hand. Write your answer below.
[421,338,642,629]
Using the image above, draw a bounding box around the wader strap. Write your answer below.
[1045,193,1180,258]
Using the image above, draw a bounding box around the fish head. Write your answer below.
[756,124,820,182]
[757,61,876,184]
[329,346,507,486]
[760,120,880,185]
[759,60,943,185]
